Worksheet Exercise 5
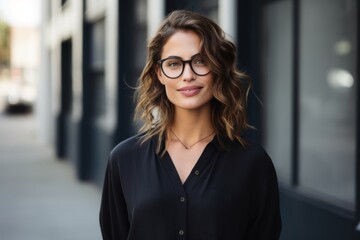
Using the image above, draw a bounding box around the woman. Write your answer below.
[100,10,281,240]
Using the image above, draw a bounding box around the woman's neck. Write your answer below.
[170,106,214,143]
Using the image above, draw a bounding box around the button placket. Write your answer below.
[161,152,189,239]
[176,188,188,239]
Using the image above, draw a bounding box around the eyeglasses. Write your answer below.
[157,54,211,79]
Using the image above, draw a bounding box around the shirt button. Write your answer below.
[180,196,185,202]
[194,170,200,175]
[179,229,184,235]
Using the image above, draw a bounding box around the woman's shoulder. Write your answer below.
[242,141,270,160]
[109,132,151,162]
[228,140,274,171]
[227,139,268,156]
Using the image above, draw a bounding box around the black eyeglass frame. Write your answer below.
[157,55,211,79]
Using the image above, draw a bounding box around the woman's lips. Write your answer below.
[178,86,202,97]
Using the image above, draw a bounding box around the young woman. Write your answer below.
[100,10,281,240]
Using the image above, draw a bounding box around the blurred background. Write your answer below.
[0,0,358,239]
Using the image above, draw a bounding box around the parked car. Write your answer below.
[4,79,35,113]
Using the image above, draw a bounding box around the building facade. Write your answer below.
[37,0,359,239]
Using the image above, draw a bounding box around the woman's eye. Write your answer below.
[167,61,181,67]
[194,58,205,65]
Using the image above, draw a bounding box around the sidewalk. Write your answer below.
[0,113,102,240]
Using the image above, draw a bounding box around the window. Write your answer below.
[89,19,106,117]
[298,0,357,209]
[262,0,357,210]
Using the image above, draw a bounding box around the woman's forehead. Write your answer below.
[161,30,202,58]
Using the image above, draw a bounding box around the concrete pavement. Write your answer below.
[0,113,103,240]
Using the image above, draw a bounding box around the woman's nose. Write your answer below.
[182,62,195,81]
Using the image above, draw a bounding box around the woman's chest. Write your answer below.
[120,154,250,223]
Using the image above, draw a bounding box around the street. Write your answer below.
[0,113,102,240]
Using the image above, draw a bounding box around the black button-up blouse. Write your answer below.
[99,134,281,240]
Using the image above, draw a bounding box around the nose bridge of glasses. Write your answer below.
[184,59,196,73]
[182,60,196,77]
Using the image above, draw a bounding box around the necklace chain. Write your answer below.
[170,128,215,150]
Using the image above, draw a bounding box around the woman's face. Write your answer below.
[156,30,214,112]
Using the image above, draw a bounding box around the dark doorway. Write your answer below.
[56,39,72,158]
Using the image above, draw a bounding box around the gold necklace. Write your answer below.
[170,128,215,150]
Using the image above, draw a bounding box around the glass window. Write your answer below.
[298,0,357,209]
[262,0,293,184]
[90,19,105,71]
[89,19,106,117]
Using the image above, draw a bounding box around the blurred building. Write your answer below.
[37,0,359,239]
[0,0,40,112]
[7,26,39,109]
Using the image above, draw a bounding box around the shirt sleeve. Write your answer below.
[245,148,282,240]
[99,156,130,240]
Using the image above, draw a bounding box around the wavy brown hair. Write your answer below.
[134,10,252,155]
